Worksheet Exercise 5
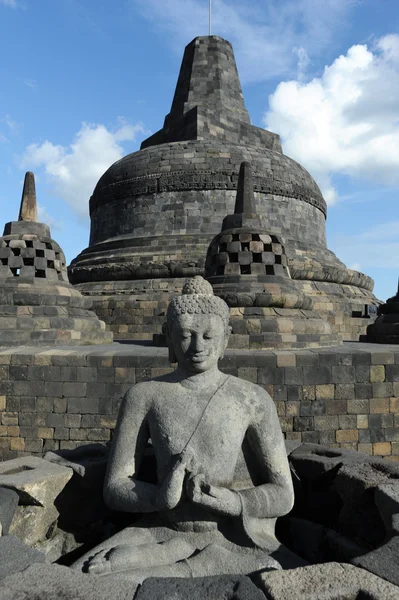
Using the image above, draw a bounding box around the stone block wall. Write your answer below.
[0,342,398,461]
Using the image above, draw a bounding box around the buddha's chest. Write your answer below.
[148,391,249,467]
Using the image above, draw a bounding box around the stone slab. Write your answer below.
[289,444,363,481]
[9,503,59,547]
[43,444,109,479]
[256,562,399,599]
[375,482,399,536]
[0,486,19,536]
[0,456,72,507]
[284,440,302,455]
[0,534,46,581]
[352,535,399,587]
[135,575,265,600]
[43,445,110,529]
[333,460,399,547]
[0,563,134,600]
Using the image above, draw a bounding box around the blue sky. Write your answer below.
[0,0,398,301]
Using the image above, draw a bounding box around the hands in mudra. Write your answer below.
[186,473,242,517]
[159,450,241,517]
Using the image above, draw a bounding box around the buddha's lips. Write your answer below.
[188,354,208,362]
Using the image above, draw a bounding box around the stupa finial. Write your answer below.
[18,171,38,223]
[235,161,256,214]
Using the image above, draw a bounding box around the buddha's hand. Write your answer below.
[158,450,194,510]
[186,474,242,517]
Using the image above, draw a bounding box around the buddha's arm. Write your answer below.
[238,390,294,519]
[104,385,189,513]
[103,386,161,513]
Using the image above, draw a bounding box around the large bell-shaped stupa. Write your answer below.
[69,36,378,342]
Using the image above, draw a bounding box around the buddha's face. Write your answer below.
[170,313,228,374]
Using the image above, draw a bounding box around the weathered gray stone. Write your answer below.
[9,503,59,547]
[0,172,113,346]
[333,460,399,547]
[43,445,109,529]
[0,486,19,536]
[0,456,73,546]
[0,563,134,600]
[352,535,399,587]
[322,528,370,563]
[202,162,339,350]
[284,440,302,455]
[136,575,265,600]
[289,444,364,481]
[367,281,399,344]
[276,518,334,564]
[43,443,109,478]
[18,171,38,222]
[256,562,399,599]
[33,530,72,563]
[375,481,399,536]
[0,456,73,508]
[0,535,46,581]
[73,277,293,581]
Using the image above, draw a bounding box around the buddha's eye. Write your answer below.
[203,333,212,340]
[181,332,191,339]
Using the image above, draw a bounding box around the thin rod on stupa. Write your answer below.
[235,161,256,214]
[18,171,38,222]
[209,0,212,35]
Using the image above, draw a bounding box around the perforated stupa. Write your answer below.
[0,173,113,346]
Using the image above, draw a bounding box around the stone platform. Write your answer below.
[1,445,399,599]
[0,341,398,461]
[73,278,376,344]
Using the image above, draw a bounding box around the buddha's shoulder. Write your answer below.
[123,377,176,402]
[227,375,273,408]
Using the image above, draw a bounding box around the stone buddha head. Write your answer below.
[165,276,231,373]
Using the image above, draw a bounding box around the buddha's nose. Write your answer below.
[192,334,204,353]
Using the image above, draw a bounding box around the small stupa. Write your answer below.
[205,162,340,349]
[0,173,113,346]
[367,280,399,344]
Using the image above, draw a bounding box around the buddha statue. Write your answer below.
[74,276,294,582]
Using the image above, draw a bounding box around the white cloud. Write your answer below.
[133,0,357,84]
[264,34,399,204]
[355,221,399,243]
[20,120,146,218]
[348,262,361,272]
[294,47,310,81]
[37,204,62,231]
[0,0,17,6]
[3,114,21,132]
[23,79,37,89]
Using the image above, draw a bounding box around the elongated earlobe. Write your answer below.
[168,346,177,364]
[163,322,177,364]
[220,327,231,361]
